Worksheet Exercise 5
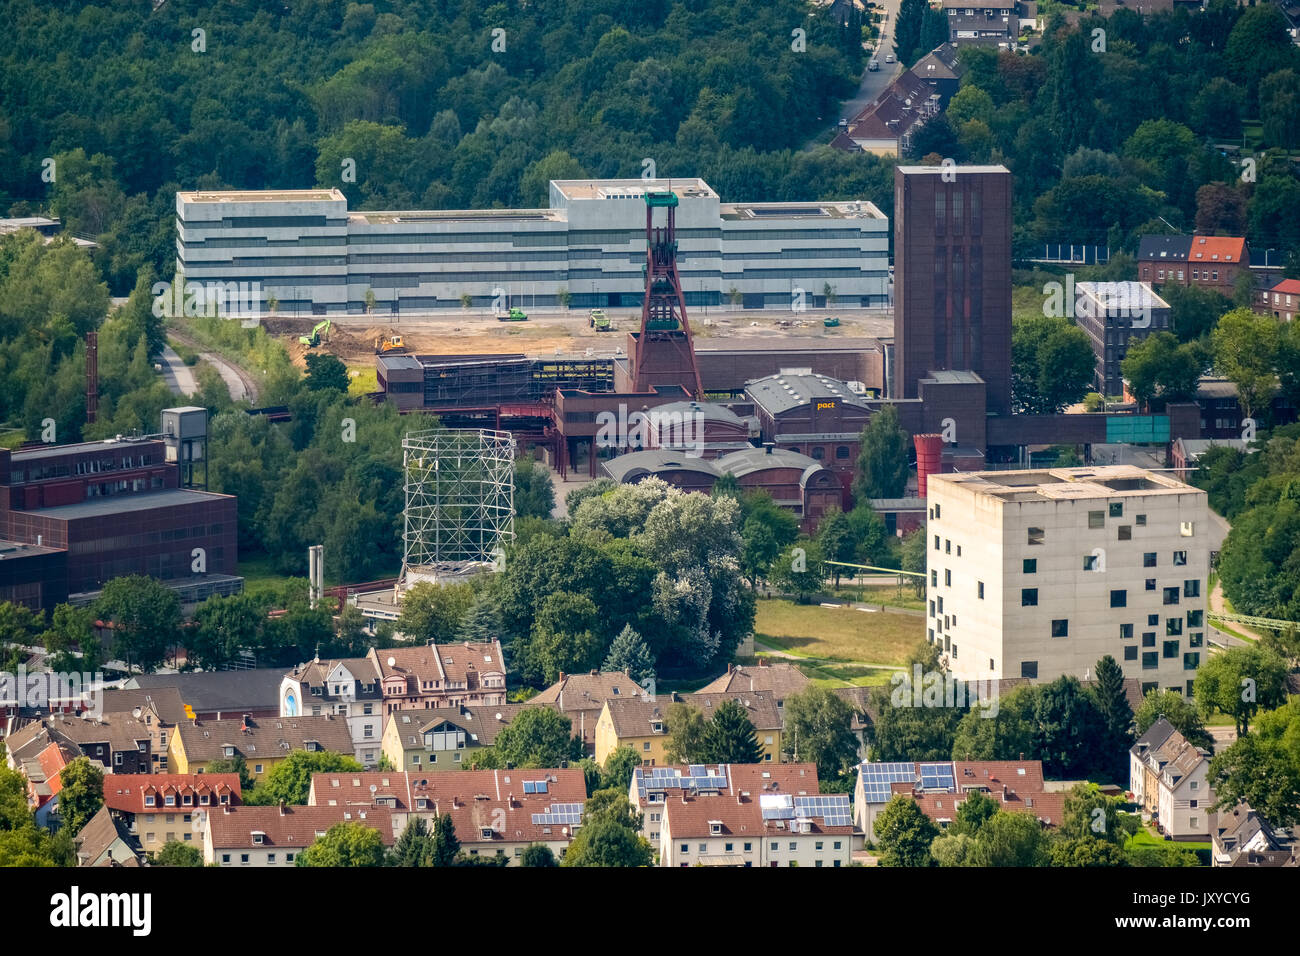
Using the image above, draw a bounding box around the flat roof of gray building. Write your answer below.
[1076,281,1170,310]
[14,488,232,519]
[178,189,346,203]
[897,164,1010,175]
[0,538,63,557]
[12,436,161,462]
[377,354,423,371]
[922,369,985,385]
[929,465,1201,502]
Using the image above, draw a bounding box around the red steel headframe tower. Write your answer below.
[630,188,703,397]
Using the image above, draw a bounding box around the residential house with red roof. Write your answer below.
[102,772,241,856]
[204,803,395,867]
[1257,277,1300,322]
[367,641,507,714]
[630,762,820,848]
[660,789,853,867]
[307,767,587,864]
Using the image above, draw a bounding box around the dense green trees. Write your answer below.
[499,478,753,684]
[1209,699,1300,827]
[853,405,910,501]
[93,576,181,673]
[1011,314,1096,414]
[663,699,764,764]
[561,791,653,867]
[153,841,204,867]
[782,686,860,781]
[1193,644,1289,736]
[875,795,939,866]
[297,821,387,867]
[57,757,104,836]
[514,458,556,520]
[246,750,364,807]
[1134,689,1214,752]
[602,624,655,684]
[1120,333,1204,410]
[467,707,584,770]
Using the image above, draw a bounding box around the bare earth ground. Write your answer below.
[262,308,895,369]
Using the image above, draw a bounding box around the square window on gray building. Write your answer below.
[1021,661,1038,679]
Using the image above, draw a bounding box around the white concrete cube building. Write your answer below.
[924,466,1209,694]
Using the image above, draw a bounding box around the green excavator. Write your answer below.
[299,319,331,348]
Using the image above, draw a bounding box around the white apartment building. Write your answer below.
[279,657,385,767]
[174,180,889,315]
[1130,718,1214,840]
[925,466,1209,694]
[659,792,853,867]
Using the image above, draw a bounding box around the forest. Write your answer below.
[3,1,1296,301]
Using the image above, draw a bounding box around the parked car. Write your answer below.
[868,59,879,71]
[885,53,896,63]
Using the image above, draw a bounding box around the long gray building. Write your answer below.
[175,179,889,315]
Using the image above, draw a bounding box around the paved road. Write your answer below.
[835,0,906,126]
[159,345,198,397]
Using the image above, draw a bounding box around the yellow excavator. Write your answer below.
[375,332,407,354]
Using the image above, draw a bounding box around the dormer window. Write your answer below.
[252,832,265,845]
[709,822,723,835]
[651,721,664,734]
[182,794,193,806]
[200,794,210,806]
[223,746,235,757]
[165,795,176,807]
[145,795,156,807]
[481,827,494,840]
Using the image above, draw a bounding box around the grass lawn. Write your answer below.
[1126,825,1211,855]
[348,366,378,396]
[829,580,925,612]
[237,554,297,588]
[753,598,922,685]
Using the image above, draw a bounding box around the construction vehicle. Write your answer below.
[824,316,840,328]
[375,333,407,354]
[299,319,330,348]
[588,309,611,331]
[496,307,528,322]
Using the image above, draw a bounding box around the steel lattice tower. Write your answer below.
[630,188,703,397]
[402,428,516,583]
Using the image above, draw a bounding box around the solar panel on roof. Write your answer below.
[859,761,918,803]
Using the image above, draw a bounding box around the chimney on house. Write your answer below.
[279,800,287,816]
[727,663,734,674]
[1001,784,1008,800]
[558,672,566,683]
